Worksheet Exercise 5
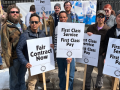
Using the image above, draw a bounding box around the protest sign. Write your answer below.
[27,37,55,76]
[57,22,85,58]
[103,38,120,78]
[34,0,51,12]
[76,33,101,67]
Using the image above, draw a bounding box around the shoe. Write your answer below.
[39,79,50,83]
[94,88,101,90]
[0,65,3,70]
[75,67,77,71]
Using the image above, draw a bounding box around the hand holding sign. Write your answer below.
[66,58,72,64]
[26,63,32,68]
[87,32,93,36]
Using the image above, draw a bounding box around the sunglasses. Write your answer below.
[97,15,105,18]
[30,21,39,24]
[10,11,19,14]
[104,10,109,12]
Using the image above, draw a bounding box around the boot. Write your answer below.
[0,65,3,70]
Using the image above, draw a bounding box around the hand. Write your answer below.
[26,63,32,68]
[87,32,93,36]
[42,13,46,18]
[50,44,54,49]
[66,58,72,64]
[104,59,105,63]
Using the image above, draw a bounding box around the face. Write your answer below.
[9,8,20,23]
[54,6,60,14]
[30,16,41,32]
[97,14,105,24]
[64,2,72,12]
[104,8,112,17]
[59,13,68,22]
[116,14,120,25]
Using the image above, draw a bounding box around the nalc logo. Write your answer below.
[114,70,120,77]
[67,51,72,57]
[41,66,46,71]
[84,58,89,63]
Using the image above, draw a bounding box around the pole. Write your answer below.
[66,63,70,90]
[42,72,47,90]
[43,11,48,35]
[82,64,87,90]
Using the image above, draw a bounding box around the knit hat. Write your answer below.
[54,3,61,9]
[116,10,120,16]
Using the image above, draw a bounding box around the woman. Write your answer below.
[103,4,116,28]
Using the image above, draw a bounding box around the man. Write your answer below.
[64,1,79,23]
[16,13,54,90]
[1,5,27,90]
[43,3,61,36]
[55,11,74,90]
[25,5,36,27]
[85,10,110,90]
[64,1,80,71]
[104,10,120,90]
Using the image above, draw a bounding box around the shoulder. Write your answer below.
[104,23,110,30]
[109,15,116,20]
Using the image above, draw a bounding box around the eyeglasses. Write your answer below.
[10,11,19,14]
[65,5,71,7]
[97,15,105,18]
[30,21,39,24]
[104,10,109,12]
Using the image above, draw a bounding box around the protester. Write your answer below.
[54,11,75,90]
[103,10,120,90]
[25,5,36,27]
[64,1,79,71]
[1,5,27,90]
[16,13,53,90]
[85,10,110,90]
[64,1,79,23]
[103,4,116,28]
[43,3,61,36]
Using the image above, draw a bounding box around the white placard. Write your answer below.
[34,0,50,5]
[57,22,85,58]
[76,33,101,67]
[27,37,55,76]
[103,38,120,78]
[34,0,51,12]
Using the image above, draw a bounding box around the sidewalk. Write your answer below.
[0,63,117,90]
[34,63,113,90]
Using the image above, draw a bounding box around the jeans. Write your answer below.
[0,56,2,65]
[9,58,27,90]
[85,55,104,89]
[57,58,75,90]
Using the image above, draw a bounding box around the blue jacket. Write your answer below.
[16,27,46,66]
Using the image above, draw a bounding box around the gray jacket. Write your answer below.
[106,15,116,28]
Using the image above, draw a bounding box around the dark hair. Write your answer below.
[59,11,67,17]
[64,1,72,7]
[30,5,35,12]
[29,13,40,21]
[7,4,20,15]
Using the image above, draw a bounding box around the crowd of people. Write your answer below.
[0,1,120,90]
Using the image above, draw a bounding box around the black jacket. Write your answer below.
[104,24,120,57]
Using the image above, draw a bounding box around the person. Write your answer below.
[0,8,7,69]
[103,4,116,28]
[1,5,27,90]
[64,1,79,23]
[54,11,75,90]
[104,10,120,90]
[25,5,36,27]
[16,13,53,90]
[64,1,80,71]
[43,3,61,36]
[85,10,110,90]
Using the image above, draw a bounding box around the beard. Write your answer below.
[8,14,20,24]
